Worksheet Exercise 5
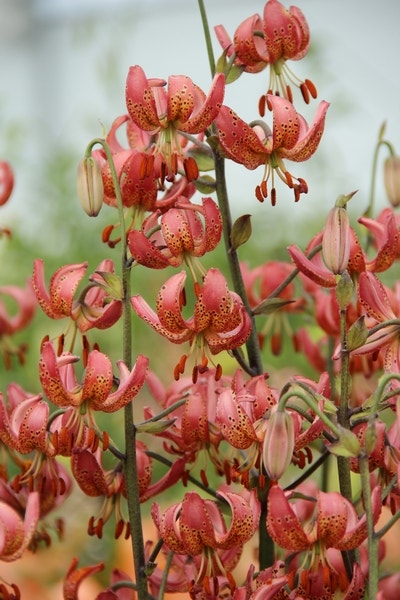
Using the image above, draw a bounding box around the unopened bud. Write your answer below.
[136,418,176,434]
[347,316,368,351]
[262,409,294,481]
[77,156,104,216]
[328,425,361,458]
[0,160,14,206]
[336,270,354,310]
[322,205,351,274]
[384,155,400,207]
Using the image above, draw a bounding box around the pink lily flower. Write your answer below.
[0,490,40,562]
[125,65,224,180]
[127,196,222,271]
[131,268,251,379]
[0,159,14,206]
[352,271,400,373]
[216,95,329,203]
[39,340,148,414]
[32,258,88,320]
[0,280,37,367]
[152,489,260,586]
[267,483,381,560]
[215,0,315,103]
[0,383,52,455]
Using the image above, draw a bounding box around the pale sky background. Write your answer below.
[0,0,399,243]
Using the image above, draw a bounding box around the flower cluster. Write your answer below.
[2,1,400,600]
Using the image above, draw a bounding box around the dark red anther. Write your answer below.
[300,82,310,104]
[305,78,318,99]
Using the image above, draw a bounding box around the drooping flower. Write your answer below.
[125,65,225,180]
[0,280,37,367]
[215,0,316,104]
[353,271,400,373]
[152,489,260,588]
[0,159,14,206]
[39,340,148,450]
[0,490,40,562]
[127,196,222,272]
[131,268,251,380]
[216,95,329,203]
[267,483,381,566]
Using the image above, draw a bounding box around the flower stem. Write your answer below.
[359,455,379,599]
[213,150,264,376]
[197,0,216,78]
[95,137,149,599]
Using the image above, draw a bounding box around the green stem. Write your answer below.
[197,0,216,77]
[337,306,356,578]
[89,137,149,598]
[359,455,379,599]
[363,121,395,219]
[213,150,264,376]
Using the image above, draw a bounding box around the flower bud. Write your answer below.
[384,155,400,207]
[347,316,368,351]
[262,408,295,481]
[77,156,104,216]
[322,205,350,274]
[328,425,361,458]
[336,270,354,310]
[0,160,14,206]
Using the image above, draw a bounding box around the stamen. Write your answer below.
[57,334,65,357]
[300,82,310,104]
[184,156,199,181]
[270,187,277,207]
[305,78,318,99]
[114,519,124,539]
[258,95,266,117]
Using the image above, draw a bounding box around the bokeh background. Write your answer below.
[0,0,399,596]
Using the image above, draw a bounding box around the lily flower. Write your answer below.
[39,340,148,450]
[352,271,400,374]
[0,383,52,455]
[152,489,260,588]
[0,280,37,367]
[267,484,381,568]
[0,159,14,206]
[0,490,40,562]
[131,268,251,380]
[216,95,329,203]
[125,65,225,180]
[127,196,222,273]
[39,340,148,413]
[215,0,316,103]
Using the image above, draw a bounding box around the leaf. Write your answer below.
[230,214,252,251]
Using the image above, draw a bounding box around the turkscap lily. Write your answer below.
[131,268,251,380]
[152,489,260,589]
[216,94,329,203]
[216,0,316,106]
[125,65,225,181]
[127,196,222,273]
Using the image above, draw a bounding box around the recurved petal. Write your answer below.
[233,14,269,68]
[71,449,108,496]
[155,271,191,333]
[180,73,225,134]
[266,484,309,551]
[358,271,396,322]
[287,244,337,287]
[167,75,198,124]
[101,354,148,413]
[151,501,188,554]
[216,490,260,549]
[316,491,348,547]
[32,259,87,319]
[39,341,81,408]
[180,492,219,553]
[216,105,268,169]
[125,65,163,132]
[283,100,329,162]
[81,350,113,410]
[336,486,382,551]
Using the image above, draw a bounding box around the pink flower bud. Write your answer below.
[263,408,294,481]
[322,205,350,274]
[77,156,104,216]
[0,160,14,206]
[384,155,400,207]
